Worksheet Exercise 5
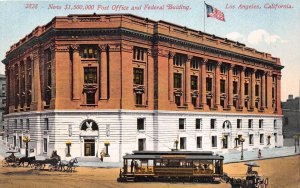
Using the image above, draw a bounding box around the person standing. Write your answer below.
[130,160,134,173]
[258,149,262,158]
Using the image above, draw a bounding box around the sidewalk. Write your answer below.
[0,140,299,167]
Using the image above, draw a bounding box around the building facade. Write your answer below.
[0,74,6,140]
[282,95,300,138]
[2,14,283,162]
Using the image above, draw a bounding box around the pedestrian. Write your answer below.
[130,160,134,173]
[134,160,139,172]
[258,149,262,158]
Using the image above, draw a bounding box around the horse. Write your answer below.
[18,156,36,167]
[66,158,78,172]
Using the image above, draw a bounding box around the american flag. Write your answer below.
[205,3,225,22]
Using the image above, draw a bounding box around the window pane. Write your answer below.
[84,67,97,84]
[133,68,144,85]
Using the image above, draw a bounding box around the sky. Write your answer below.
[0,0,299,101]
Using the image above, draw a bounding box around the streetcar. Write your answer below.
[118,150,224,182]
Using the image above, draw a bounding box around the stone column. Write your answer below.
[185,55,191,106]
[228,64,233,108]
[71,45,81,100]
[168,52,174,102]
[267,71,273,112]
[239,66,246,109]
[30,51,42,111]
[201,59,207,109]
[214,61,221,109]
[18,61,21,109]
[100,45,108,100]
[251,69,256,109]
[23,58,27,108]
[276,74,282,114]
[261,71,266,109]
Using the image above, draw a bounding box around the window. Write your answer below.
[233,68,238,76]
[255,101,259,109]
[233,81,238,94]
[137,118,145,131]
[84,67,97,84]
[43,138,48,153]
[274,133,277,143]
[135,93,142,105]
[13,136,17,147]
[259,119,263,128]
[26,119,29,130]
[19,136,22,148]
[197,136,202,149]
[255,72,261,79]
[210,119,216,129]
[133,68,144,85]
[191,58,199,69]
[173,55,185,66]
[180,137,186,149]
[47,65,52,87]
[174,73,182,88]
[175,96,181,106]
[87,93,95,104]
[206,77,212,92]
[179,118,185,130]
[192,97,197,107]
[272,87,275,99]
[272,75,276,83]
[206,64,213,72]
[20,119,23,130]
[249,134,254,145]
[45,49,52,62]
[221,66,226,74]
[245,71,250,78]
[237,119,242,129]
[81,46,98,58]
[14,120,17,129]
[260,134,264,144]
[220,99,225,108]
[138,138,146,151]
[274,120,277,129]
[244,83,249,95]
[133,47,146,61]
[196,119,201,129]
[220,79,225,93]
[207,98,211,108]
[191,75,198,90]
[45,118,49,130]
[255,85,259,96]
[211,136,217,148]
[248,119,253,129]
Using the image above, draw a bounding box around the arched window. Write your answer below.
[81,120,98,131]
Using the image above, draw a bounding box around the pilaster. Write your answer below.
[71,44,81,100]
[214,61,222,110]
[228,64,233,109]
[200,59,208,110]
[185,55,191,108]
[100,44,108,100]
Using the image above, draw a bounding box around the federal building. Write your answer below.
[2,14,283,162]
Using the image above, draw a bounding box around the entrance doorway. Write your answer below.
[84,139,95,156]
[223,135,228,149]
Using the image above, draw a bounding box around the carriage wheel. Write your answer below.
[264,178,269,186]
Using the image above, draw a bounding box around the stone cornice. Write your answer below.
[3,27,284,71]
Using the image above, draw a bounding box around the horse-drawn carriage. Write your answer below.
[2,151,20,167]
[223,162,269,188]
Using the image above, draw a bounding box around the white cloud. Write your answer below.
[226,32,244,41]
[226,29,287,45]
[247,29,287,45]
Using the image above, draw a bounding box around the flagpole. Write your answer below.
[204,1,206,32]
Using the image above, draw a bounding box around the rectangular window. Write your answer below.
[14,120,17,129]
[248,119,253,129]
[272,87,275,98]
[220,79,225,93]
[179,118,185,130]
[191,75,198,90]
[211,136,217,148]
[81,47,98,59]
[274,120,277,129]
[233,81,238,94]
[237,119,242,129]
[43,138,48,153]
[133,68,144,85]
[233,68,238,76]
[45,49,51,62]
[173,55,185,67]
[20,119,23,130]
[249,134,254,145]
[196,119,201,129]
[210,119,216,129]
[255,85,259,96]
[135,93,142,105]
[180,137,186,149]
[220,99,225,108]
[274,133,277,143]
[206,64,213,72]
[259,119,263,128]
[174,73,182,88]
[45,118,49,130]
[84,67,97,84]
[137,118,145,131]
[197,136,202,149]
[245,83,249,95]
[26,119,29,130]
[191,58,199,69]
[260,134,264,144]
[221,66,226,74]
[175,96,181,106]
[138,138,146,151]
[86,92,95,104]
[206,77,212,92]
[133,47,146,61]
[192,97,197,107]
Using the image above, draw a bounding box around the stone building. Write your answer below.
[282,95,300,138]
[0,74,6,140]
[2,14,283,161]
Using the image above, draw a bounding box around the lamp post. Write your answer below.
[104,140,110,157]
[22,136,30,158]
[65,140,72,157]
[240,137,245,160]
[174,139,179,151]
